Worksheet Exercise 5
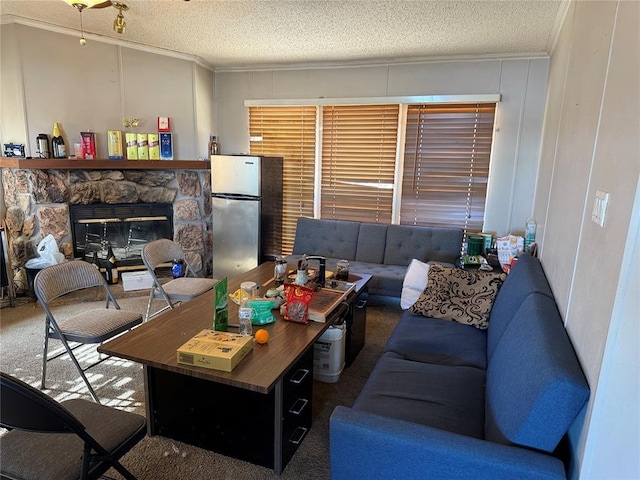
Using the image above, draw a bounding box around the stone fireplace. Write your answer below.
[1,163,212,295]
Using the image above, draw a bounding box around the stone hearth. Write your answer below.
[2,167,212,295]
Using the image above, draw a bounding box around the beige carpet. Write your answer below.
[0,290,402,479]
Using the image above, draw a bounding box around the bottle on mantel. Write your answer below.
[208,135,220,156]
[105,245,119,285]
[51,123,66,158]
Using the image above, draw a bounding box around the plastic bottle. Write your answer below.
[238,297,253,336]
[208,135,220,156]
[171,259,184,278]
[525,216,537,253]
[51,123,66,158]
[105,245,119,284]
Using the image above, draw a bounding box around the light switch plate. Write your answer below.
[591,190,610,227]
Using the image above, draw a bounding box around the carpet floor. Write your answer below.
[0,291,402,479]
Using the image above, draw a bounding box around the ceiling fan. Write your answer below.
[63,0,129,45]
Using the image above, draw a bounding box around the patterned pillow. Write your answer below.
[409,264,506,329]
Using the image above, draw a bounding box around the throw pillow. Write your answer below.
[409,264,506,329]
[400,259,430,310]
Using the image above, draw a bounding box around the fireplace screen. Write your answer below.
[70,203,173,269]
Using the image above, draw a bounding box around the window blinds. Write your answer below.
[249,106,316,254]
[321,104,399,223]
[400,103,496,234]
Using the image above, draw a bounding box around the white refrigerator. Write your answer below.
[210,155,283,280]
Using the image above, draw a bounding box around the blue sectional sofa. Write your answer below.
[330,254,590,480]
[287,217,463,296]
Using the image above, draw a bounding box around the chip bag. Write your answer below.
[283,284,314,324]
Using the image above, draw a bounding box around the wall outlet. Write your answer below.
[591,190,610,227]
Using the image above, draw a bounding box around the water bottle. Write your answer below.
[525,216,537,253]
[238,298,253,336]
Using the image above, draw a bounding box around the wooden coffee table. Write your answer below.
[99,262,360,474]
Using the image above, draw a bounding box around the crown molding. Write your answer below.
[1,14,214,72]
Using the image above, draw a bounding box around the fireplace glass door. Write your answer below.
[71,203,173,269]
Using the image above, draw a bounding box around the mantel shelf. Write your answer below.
[0,158,211,170]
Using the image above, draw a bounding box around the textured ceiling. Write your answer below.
[0,0,566,69]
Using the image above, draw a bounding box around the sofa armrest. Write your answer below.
[330,406,566,480]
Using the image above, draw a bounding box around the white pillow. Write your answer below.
[400,259,430,310]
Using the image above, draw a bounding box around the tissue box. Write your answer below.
[121,271,154,291]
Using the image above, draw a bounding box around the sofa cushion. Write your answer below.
[291,217,360,260]
[385,311,487,369]
[409,265,506,329]
[400,259,430,309]
[487,254,555,361]
[353,352,486,439]
[383,225,463,267]
[348,261,407,297]
[485,293,590,453]
[355,223,388,264]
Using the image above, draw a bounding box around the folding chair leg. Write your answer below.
[41,322,50,390]
[54,335,102,404]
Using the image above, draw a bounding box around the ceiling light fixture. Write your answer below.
[63,1,129,45]
[64,1,104,45]
[112,2,128,34]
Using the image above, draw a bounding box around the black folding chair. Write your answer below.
[0,371,146,480]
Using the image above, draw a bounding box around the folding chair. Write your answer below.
[34,260,143,403]
[0,371,146,480]
[141,239,216,321]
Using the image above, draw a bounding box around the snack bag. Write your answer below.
[283,284,314,324]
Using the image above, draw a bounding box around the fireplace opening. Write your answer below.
[70,203,173,270]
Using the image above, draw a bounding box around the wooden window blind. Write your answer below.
[249,106,317,255]
[400,103,496,236]
[321,104,399,223]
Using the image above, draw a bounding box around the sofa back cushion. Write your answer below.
[487,255,554,361]
[484,293,589,452]
[292,217,360,260]
[383,225,462,267]
[356,223,388,264]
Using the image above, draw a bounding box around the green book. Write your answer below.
[213,277,228,331]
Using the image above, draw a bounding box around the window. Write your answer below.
[249,101,497,255]
[321,104,399,223]
[401,103,496,236]
[249,106,316,254]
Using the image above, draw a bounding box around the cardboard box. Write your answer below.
[121,270,154,291]
[137,133,149,160]
[177,329,253,372]
[148,133,160,160]
[160,132,173,160]
[107,130,124,159]
[125,132,138,160]
[81,132,96,159]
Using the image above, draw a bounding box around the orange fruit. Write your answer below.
[255,328,270,344]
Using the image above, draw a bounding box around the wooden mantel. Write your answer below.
[0,157,211,170]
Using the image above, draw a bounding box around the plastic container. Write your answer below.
[313,323,345,383]
[467,235,484,256]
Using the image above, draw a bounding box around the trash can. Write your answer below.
[313,322,346,383]
[26,267,43,298]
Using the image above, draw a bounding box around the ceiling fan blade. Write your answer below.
[90,1,113,9]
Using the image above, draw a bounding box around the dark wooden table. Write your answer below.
[99,262,354,473]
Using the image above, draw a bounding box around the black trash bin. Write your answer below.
[26,267,43,298]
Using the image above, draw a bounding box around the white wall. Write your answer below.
[535,1,639,477]
[0,24,213,161]
[214,57,549,237]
